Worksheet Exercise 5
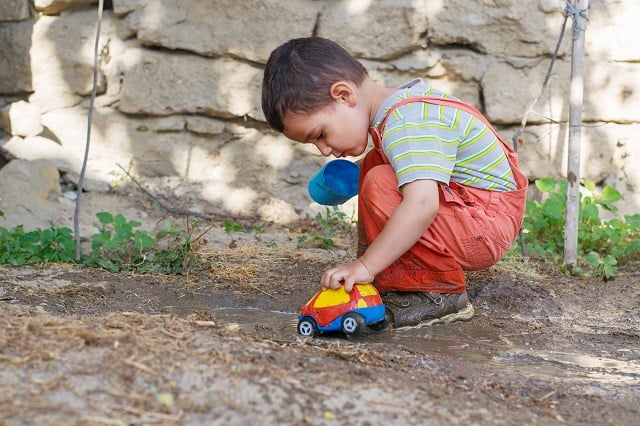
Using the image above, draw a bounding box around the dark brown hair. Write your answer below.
[261,37,368,132]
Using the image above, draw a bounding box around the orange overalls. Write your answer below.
[358,96,528,294]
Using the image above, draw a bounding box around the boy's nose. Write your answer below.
[318,145,333,157]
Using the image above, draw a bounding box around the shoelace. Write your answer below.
[384,292,445,308]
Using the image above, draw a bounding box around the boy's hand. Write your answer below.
[321,259,374,292]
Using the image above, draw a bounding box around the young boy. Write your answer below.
[262,37,528,329]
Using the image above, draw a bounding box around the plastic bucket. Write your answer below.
[308,159,360,205]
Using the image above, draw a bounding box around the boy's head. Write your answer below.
[261,37,368,133]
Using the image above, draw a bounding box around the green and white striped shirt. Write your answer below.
[372,79,517,192]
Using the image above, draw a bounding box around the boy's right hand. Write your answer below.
[321,258,374,292]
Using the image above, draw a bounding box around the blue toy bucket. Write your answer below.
[308,159,360,205]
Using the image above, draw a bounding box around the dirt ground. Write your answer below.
[1,224,639,426]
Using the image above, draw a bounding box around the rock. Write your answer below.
[0,158,60,201]
[0,0,31,21]
[426,0,566,57]
[1,135,68,169]
[0,101,43,137]
[318,0,428,60]
[0,20,33,94]
[34,0,96,15]
[483,57,570,124]
[186,116,226,136]
[117,48,263,120]
[28,8,111,112]
[63,170,112,193]
[123,0,319,63]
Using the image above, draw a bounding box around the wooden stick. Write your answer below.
[564,0,589,269]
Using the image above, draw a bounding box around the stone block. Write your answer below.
[425,0,566,57]
[0,101,43,137]
[317,0,428,60]
[0,0,31,21]
[34,0,96,15]
[0,20,33,94]
[117,48,263,120]
[124,0,319,63]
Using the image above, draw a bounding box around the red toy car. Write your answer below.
[297,283,386,337]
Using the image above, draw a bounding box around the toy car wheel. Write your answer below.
[297,317,318,337]
[341,312,366,336]
[369,310,392,331]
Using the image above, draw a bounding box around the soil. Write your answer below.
[1,224,639,426]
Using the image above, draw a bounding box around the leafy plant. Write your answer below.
[141,217,207,274]
[0,222,76,265]
[0,212,210,275]
[522,178,640,279]
[299,206,355,249]
[223,219,246,233]
[84,212,155,272]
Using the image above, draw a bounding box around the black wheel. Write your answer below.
[341,312,366,336]
[369,309,393,331]
[297,317,318,337]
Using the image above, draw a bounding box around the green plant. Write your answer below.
[522,178,640,279]
[0,222,76,265]
[0,211,210,275]
[84,212,155,272]
[223,219,246,233]
[299,206,355,249]
[108,159,135,189]
[140,217,207,274]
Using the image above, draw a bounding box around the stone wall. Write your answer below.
[1,0,638,231]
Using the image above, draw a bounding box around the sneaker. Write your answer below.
[382,291,474,329]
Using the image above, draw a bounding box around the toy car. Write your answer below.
[297,283,386,337]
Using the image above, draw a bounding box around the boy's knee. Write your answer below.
[361,165,400,206]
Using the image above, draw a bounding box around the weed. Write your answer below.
[223,219,246,233]
[299,206,355,249]
[0,210,213,275]
[108,159,134,189]
[0,222,76,265]
[522,178,640,279]
[142,217,208,274]
[266,240,277,248]
[83,212,155,272]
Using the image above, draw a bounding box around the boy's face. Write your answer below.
[282,93,370,158]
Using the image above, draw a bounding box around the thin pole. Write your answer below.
[563,0,588,270]
[74,0,104,260]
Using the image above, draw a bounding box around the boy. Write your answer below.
[262,37,528,329]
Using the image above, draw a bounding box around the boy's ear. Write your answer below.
[329,81,357,106]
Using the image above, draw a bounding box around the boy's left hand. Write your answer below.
[321,260,374,292]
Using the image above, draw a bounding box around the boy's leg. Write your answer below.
[357,156,525,328]
[358,162,525,294]
[358,164,466,294]
[357,156,474,328]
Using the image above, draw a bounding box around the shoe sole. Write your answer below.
[394,303,475,330]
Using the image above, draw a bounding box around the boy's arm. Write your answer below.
[321,179,439,291]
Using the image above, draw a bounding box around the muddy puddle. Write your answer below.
[157,290,640,401]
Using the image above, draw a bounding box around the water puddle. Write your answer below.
[157,295,640,394]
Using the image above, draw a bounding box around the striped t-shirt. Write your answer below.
[371,79,517,192]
